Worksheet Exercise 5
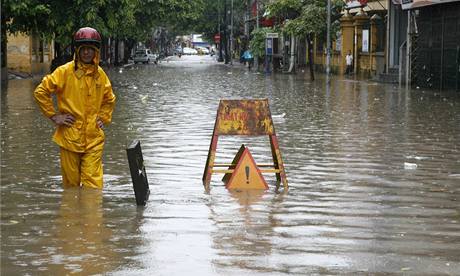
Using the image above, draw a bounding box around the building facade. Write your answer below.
[406,0,460,91]
[7,32,54,76]
[312,0,387,78]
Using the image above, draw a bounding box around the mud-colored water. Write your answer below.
[1,55,459,275]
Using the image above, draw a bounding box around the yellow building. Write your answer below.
[7,32,54,76]
[312,0,388,77]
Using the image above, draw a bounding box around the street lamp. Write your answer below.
[230,0,234,65]
[218,0,224,62]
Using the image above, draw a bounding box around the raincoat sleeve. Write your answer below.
[98,72,116,125]
[34,67,65,118]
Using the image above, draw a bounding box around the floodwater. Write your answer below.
[1,55,459,275]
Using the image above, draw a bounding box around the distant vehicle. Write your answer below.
[134,49,157,64]
[182,47,198,55]
[174,47,183,55]
[196,46,210,55]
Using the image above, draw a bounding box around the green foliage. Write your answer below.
[266,0,302,19]
[2,0,52,37]
[2,0,205,48]
[267,0,344,38]
[249,27,276,58]
[190,0,247,42]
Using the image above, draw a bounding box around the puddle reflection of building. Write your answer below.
[208,189,284,272]
[51,188,116,275]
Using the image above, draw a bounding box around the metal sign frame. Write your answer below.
[202,99,288,191]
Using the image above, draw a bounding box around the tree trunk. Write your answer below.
[307,34,315,81]
[123,39,131,64]
[114,39,119,65]
[1,18,8,82]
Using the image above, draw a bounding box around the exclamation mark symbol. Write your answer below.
[245,166,250,184]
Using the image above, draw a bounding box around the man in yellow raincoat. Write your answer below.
[34,27,116,189]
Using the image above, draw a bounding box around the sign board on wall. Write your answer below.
[335,31,342,52]
[266,38,273,55]
[266,33,279,38]
[362,29,369,53]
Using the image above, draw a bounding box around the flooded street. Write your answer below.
[1,55,460,275]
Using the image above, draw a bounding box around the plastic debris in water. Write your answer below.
[272,113,286,118]
[140,95,148,103]
[404,162,417,170]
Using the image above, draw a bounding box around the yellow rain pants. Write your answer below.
[60,147,103,189]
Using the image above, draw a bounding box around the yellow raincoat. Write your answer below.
[34,46,116,188]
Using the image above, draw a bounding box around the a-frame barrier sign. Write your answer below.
[202,99,288,191]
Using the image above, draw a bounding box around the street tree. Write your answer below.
[2,0,204,70]
[190,0,247,63]
[266,0,344,79]
[1,0,52,69]
[249,27,277,59]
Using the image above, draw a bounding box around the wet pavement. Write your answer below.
[1,55,460,275]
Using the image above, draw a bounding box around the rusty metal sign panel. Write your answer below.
[216,99,275,135]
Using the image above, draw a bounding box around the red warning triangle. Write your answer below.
[223,145,268,190]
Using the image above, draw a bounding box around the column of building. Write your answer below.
[353,8,370,75]
[369,14,381,74]
[339,11,354,74]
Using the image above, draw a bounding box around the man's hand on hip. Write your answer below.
[97,117,104,129]
[51,114,75,127]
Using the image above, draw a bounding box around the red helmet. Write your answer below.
[74,27,101,48]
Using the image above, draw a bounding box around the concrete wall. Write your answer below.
[7,32,53,75]
[7,33,31,73]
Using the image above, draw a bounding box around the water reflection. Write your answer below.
[51,188,115,274]
[208,190,276,274]
[229,189,266,206]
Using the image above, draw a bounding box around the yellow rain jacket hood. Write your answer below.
[34,46,116,153]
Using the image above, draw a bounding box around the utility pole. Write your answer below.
[218,0,224,62]
[230,0,234,65]
[224,0,229,64]
[405,10,411,88]
[255,0,259,70]
[326,0,331,80]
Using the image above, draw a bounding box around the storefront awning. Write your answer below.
[401,0,460,10]
[344,0,388,13]
[346,0,368,9]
